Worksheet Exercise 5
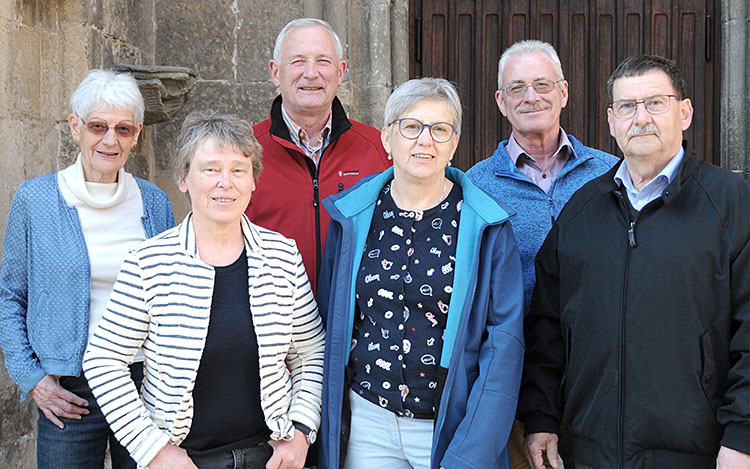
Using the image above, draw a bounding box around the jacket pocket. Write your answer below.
[700,332,721,414]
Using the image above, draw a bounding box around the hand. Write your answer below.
[149,443,197,469]
[717,446,750,469]
[524,432,559,469]
[30,374,89,429]
[266,429,310,469]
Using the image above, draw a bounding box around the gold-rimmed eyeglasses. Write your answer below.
[79,117,137,138]
[501,79,564,98]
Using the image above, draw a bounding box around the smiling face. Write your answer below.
[495,51,568,141]
[69,106,143,183]
[179,138,255,232]
[382,99,459,185]
[607,70,693,164]
[269,25,347,121]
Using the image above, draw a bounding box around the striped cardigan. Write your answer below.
[82,213,325,467]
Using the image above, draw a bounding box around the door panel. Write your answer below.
[410,0,719,170]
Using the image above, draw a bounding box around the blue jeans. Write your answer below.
[190,442,274,469]
[36,362,143,469]
[344,390,434,469]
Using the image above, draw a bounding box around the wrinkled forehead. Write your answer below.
[612,70,676,100]
[282,25,339,59]
[503,52,558,83]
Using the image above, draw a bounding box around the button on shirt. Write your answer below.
[614,148,684,211]
[281,105,332,166]
[349,183,462,419]
[506,129,576,193]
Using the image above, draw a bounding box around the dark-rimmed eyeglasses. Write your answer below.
[609,94,679,119]
[501,79,564,98]
[389,118,456,143]
[80,118,137,138]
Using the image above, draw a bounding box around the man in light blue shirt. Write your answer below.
[520,54,749,469]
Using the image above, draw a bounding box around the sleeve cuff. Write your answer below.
[722,422,750,455]
[520,412,560,436]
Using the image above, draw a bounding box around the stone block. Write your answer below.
[40,30,65,121]
[7,22,41,119]
[0,360,37,440]
[0,431,36,469]
[155,0,235,80]
[0,22,10,116]
[235,0,305,82]
[0,118,32,181]
[12,0,57,31]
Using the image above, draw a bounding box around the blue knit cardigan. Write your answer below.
[467,134,618,313]
[0,171,174,400]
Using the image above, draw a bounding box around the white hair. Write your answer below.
[273,18,345,63]
[383,78,462,135]
[69,69,145,124]
[497,40,564,90]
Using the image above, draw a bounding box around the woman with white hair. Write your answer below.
[0,69,174,468]
[317,77,524,469]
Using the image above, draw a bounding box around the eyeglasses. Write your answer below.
[389,118,456,143]
[501,79,564,98]
[609,95,679,119]
[80,118,137,138]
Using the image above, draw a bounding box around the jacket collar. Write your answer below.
[596,141,699,206]
[492,133,593,181]
[325,166,510,224]
[268,95,353,145]
[177,212,264,261]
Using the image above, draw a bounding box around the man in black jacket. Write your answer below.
[519,55,749,469]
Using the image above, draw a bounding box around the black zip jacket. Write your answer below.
[519,147,749,468]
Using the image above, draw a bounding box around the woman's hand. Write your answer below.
[149,443,198,469]
[266,429,310,469]
[30,375,89,429]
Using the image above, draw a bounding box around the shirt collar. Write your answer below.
[506,127,576,167]
[614,146,685,193]
[280,104,332,155]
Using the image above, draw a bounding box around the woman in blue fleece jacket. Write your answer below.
[0,69,174,469]
[317,78,524,469]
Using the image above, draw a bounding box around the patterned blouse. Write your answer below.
[349,181,463,418]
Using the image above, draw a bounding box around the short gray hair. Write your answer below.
[173,111,263,185]
[273,18,345,63]
[70,69,145,125]
[497,40,564,90]
[383,78,462,135]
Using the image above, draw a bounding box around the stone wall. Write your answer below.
[0,1,407,466]
[721,0,750,179]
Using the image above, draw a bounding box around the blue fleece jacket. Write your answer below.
[317,167,524,469]
[467,134,618,313]
[0,172,174,400]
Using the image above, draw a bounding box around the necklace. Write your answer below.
[391,178,449,211]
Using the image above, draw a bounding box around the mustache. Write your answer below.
[627,123,659,138]
[516,102,552,112]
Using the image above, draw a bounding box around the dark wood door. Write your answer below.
[409,0,720,170]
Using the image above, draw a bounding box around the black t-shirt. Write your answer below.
[182,251,269,456]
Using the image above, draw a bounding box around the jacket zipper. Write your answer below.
[615,191,635,468]
[305,157,323,281]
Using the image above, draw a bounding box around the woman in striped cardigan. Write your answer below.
[83,111,325,469]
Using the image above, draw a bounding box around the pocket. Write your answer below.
[700,332,720,414]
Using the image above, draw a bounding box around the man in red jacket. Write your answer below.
[247,18,391,293]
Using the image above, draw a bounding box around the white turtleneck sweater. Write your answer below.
[58,154,147,362]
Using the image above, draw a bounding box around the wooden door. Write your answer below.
[409,0,720,170]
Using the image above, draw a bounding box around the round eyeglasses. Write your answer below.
[80,117,137,138]
[609,94,679,119]
[501,79,564,98]
[389,118,456,143]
